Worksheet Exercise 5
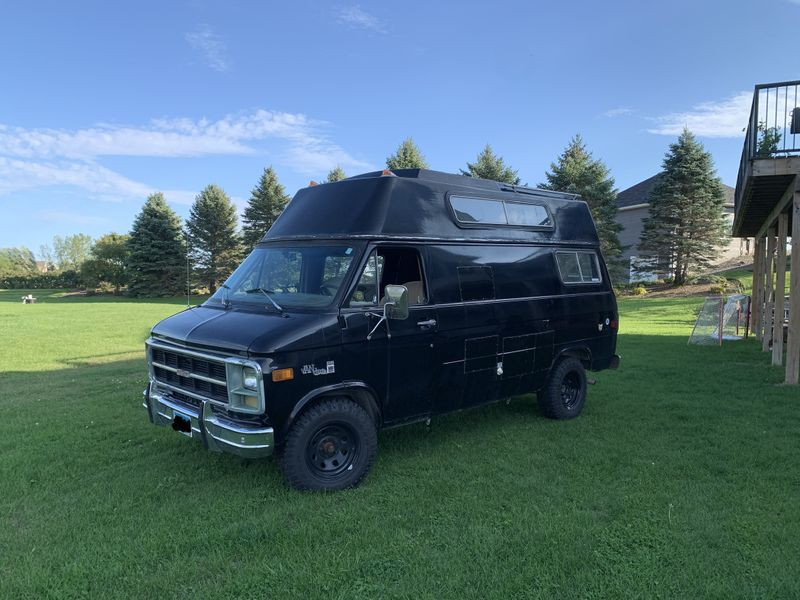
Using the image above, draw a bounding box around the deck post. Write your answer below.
[752,237,764,341]
[762,229,776,352]
[773,214,788,365]
[786,179,800,384]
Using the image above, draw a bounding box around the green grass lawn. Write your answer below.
[1,288,798,599]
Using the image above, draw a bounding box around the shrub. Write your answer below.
[0,270,83,289]
[633,286,647,296]
[709,284,727,295]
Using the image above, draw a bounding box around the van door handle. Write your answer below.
[416,318,437,329]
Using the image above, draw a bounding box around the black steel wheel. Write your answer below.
[537,357,587,419]
[280,398,377,491]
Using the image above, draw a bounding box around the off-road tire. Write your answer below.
[537,357,587,420]
[280,397,377,491]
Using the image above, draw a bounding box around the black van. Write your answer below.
[143,169,619,490]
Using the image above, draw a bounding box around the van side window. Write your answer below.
[349,247,428,307]
[555,251,602,284]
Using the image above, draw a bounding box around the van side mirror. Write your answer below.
[384,284,409,320]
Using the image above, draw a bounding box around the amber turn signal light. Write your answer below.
[271,368,294,382]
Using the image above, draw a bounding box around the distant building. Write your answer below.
[35,261,49,273]
[615,174,747,282]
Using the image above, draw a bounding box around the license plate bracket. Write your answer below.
[171,411,193,437]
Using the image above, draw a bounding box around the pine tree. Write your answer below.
[241,167,291,251]
[186,184,242,293]
[638,129,728,285]
[540,135,624,278]
[386,138,429,170]
[126,193,186,297]
[326,166,347,182]
[461,144,520,184]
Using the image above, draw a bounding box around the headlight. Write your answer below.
[224,360,265,414]
[243,367,258,390]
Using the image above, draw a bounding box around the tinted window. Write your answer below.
[555,251,602,284]
[504,202,552,227]
[450,195,552,229]
[451,197,506,224]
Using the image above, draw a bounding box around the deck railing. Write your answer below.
[734,80,800,213]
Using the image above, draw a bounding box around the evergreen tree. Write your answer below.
[461,144,520,184]
[386,138,429,170]
[241,167,290,251]
[126,193,186,297]
[326,165,347,182]
[186,184,242,293]
[638,129,727,285]
[540,135,624,278]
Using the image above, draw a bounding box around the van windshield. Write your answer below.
[207,244,359,310]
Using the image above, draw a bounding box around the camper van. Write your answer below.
[143,169,619,490]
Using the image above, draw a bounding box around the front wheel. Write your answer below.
[537,357,588,419]
[280,398,377,491]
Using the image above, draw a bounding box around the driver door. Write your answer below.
[339,246,437,425]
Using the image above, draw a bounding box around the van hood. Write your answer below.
[150,305,329,355]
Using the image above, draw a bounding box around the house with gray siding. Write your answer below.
[615,174,744,282]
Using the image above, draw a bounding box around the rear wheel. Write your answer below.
[280,398,377,491]
[537,357,587,419]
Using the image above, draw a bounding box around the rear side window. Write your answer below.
[450,196,552,228]
[555,251,601,284]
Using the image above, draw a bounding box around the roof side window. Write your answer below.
[451,196,506,224]
[504,201,552,227]
[555,251,602,284]
[450,195,552,229]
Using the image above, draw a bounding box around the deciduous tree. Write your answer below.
[186,184,242,293]
[638,129,728,285]
[242,167,290,252]
[81,233,129,293]
[52,234,93,270]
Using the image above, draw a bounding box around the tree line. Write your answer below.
[2,130,726,292]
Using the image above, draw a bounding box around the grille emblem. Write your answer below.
[176,369,191,378]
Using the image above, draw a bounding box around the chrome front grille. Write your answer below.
[149,343,229,404]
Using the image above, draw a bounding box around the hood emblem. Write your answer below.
[176,369,191,378]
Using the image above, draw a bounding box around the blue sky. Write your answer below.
[2,0,799,256]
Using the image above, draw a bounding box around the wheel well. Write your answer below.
[279,387,382,447]
[558,346,592,369]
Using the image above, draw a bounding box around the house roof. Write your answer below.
[616,173,734,209]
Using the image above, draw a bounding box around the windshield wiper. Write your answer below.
[244,287,286,315]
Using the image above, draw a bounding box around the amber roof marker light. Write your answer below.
[380,169,397,177]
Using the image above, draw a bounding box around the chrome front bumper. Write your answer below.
[143,382,275,459]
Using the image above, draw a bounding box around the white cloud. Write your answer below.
[0,110,371,202]
[0,157,152,197]
[335,6,386,33]
[647,91,752,138]
[603,107,634,118]
[185,25,229,72]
